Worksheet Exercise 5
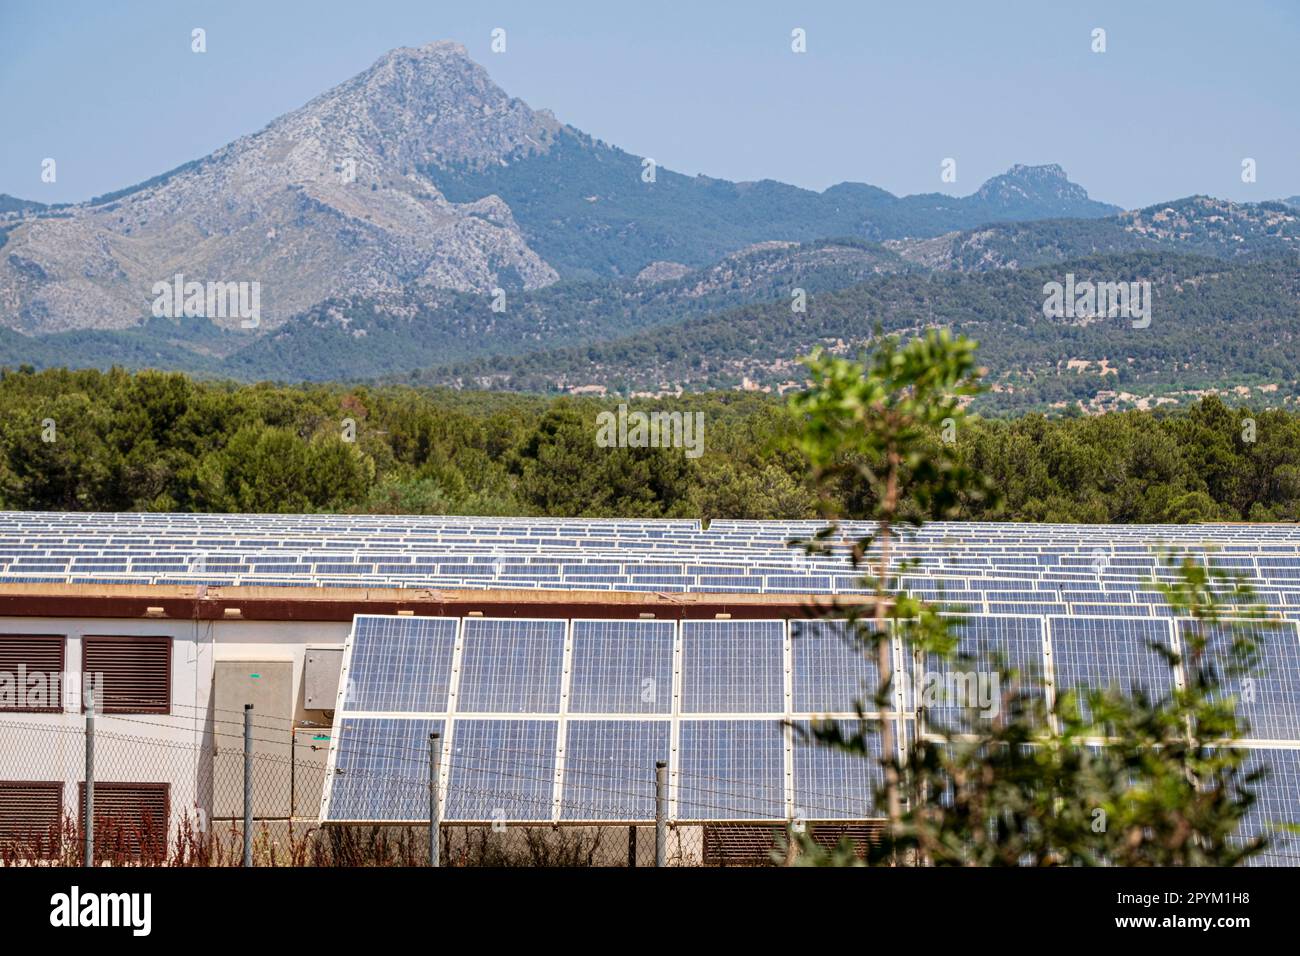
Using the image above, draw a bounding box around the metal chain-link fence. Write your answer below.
[0,716,880,867]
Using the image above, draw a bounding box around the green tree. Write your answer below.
[786,329,992,831]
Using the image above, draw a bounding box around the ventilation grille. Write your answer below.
[0,781,63,856]
[82,635,171,714]
[702,821,885,865]
[0,635,65,713]
[79,782,169,859]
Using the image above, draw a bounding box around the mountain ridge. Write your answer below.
[1,41,1117,334]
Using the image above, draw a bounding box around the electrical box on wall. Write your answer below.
[304,647,344,710]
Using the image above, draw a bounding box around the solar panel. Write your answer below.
[1197,620,1300,741]
[791,619,881,714]
[680,620,784,713]
[1239,747,1300,866]
[343,616,458,713]
[456,618,566,714]
[791,719,881,820]
[444,718,558,822]
[560,719,669,821]
[568,619,674,714]
[325,717,442,822]
[1049,617,1176,723]
[676,720,785,820]
[919,615,1046,731]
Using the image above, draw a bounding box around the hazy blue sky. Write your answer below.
[2,0,1296,209]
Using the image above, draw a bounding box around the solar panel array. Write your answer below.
[323,614,900,826]
[8,513,1300,619]
[1,511,1294,859]
[321,613,1299,863]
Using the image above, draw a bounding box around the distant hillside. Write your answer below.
[0,194,48,215]
[886,197,1300,271]
[408,253,1300,414]
[57,239,907,381]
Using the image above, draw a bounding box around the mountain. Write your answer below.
[214,196,1300,383]
[0,195,47,215]
[427,145,1118,280]
[0,41,1116,336]
[0,42,560,334]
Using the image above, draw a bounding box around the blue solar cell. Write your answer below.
[1050,617,1176,723]
[456,618,566,713]
[444,719,558,822]
[791,619,880,714]
[568,619,673,714]
[560,719,669,821]
[343,615,458,712]
[919,616,1045,730]
[791,719,882,820]
[1199,621,1300,741]
[1239,748,1300,866]
[681,620,784,713]
[326,717,442,821]
[677,720,785,820]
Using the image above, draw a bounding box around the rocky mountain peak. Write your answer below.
[277,40,562,171]
[974,163,1094,206]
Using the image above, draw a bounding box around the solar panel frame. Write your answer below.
[680,619,786,714]
[567,618,675,715]
[455,617,568,715]
[1048,616,1178,726]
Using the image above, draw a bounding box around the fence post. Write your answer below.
[654,760,668,867]
[429,732,441,867]
[243,704,253,867]
[84,685,94,868]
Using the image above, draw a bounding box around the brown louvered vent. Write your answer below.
[82,635,171,714]
[0,634,65,713]
[702,821,885,865]
[0,781,64,857]
[79,782,169,860]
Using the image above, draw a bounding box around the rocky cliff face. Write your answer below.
[0,42,560,333]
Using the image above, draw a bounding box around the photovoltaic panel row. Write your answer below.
[325,613,1300,828]
[326,714,887,823]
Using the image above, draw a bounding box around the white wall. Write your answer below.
[0,615,348,835]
